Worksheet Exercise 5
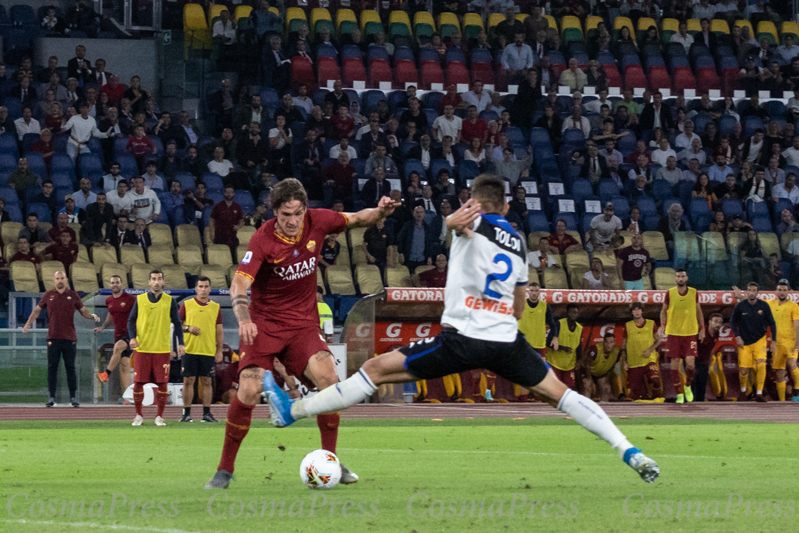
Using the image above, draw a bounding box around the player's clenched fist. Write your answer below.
[239,321,258,344]
[129,338,139,349]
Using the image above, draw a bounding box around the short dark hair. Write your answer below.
[604,332,615,339]
[528,282,540,288]
[709,312,723,321]
[42,179,53,186]
[471,173,506,213]
[631,302,644,311]
[110,274,122,282]
[675,268,686,274]
[271,177,308,210]
[149,269,164,279]
[196,276,211,286]
[27,213,38,219]
[566,303,579,312]
[747,281,759,289]
[778,279,791,288]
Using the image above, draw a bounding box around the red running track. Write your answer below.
[0,402,796,422]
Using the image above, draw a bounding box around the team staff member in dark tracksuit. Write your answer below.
[22,270,100,407]
[729,282,777,402]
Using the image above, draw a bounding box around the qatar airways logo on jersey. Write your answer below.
[273,257,316,281]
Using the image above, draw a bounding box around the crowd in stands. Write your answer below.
[4,0,799,303]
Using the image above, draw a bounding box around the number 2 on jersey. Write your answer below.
[484,253,512,299]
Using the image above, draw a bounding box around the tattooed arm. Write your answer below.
[231,273,257,344]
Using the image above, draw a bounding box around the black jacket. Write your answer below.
[640,103,675,132]
[397,220,434,263]
[361,178,392,209]
[80,203,115,246]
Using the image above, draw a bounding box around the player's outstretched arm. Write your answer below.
[231,273,258,345]
[446,199,482,238]
[346,196,402,228]
[22,306,42,333]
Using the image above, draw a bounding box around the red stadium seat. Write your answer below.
[317,57,340,87]
[495,67,508,91]
[395,59,419,87]
[368,59,393,88]
[647,66,670,92]
[673,67,696,92]
[623,65,647,91]
[342,57,367,85]
[697,67,720,94]
[446,61,470,86]
[550,61,566,77]
[601,65,622,88]
[291,56,316,90]
[471,62,495,85]
[420,60,444,89]
[722,70,738,96]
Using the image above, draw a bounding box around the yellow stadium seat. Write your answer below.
[545,15,557,31]
[237,226,256,246]
[33,242,48,257]
[131,264,151,289]
[384,265,412,287]
[335,240,351,267]
[317,269,326,294]
[614,16,634,36]
[414,265,434,277]
[351,246,368,266]
[77,245,90,264]
[326,265,356,295]
[527,231,550,251]
[437,12,459,31]
[781,232,799,251]
[727,231,747,252]
[674,232,701,262]
[561,16,581,33]
[176,245,204,275]
[389,10,411,31]
[687,18,702,34]
[161,264,188,289]
[200,265,229,288]
[701,232,728,261]
[68,222,81,236]
[312,7,332,27]
[637,17,657,33]
[487,13,503,29]
[642,275,653,290]
[356,265,384,294]
[10,261,39,292]
[360,9,381,31]
[734,19,754,36]
[661,18,679,34]
[781,21,799,42]
[286,7,307,25]
[207,4,227,26]
[337,8,357,29]
[234,5,251,22]
[585,16,603,34]
[515,14,528,24]
[564,250,590,273]
[1,221,22,247]
[654,267,676,290]
[203,227,212,247]
[101,263,128,287]
[760,232,780,259]
[228,265,240,284]
[70,262,99,293]
[643,231,669,261]
[206,244,233,267]
[147,245,175,266]
[757,21,778,44]
[462,13,484,32]
[91,245,118,273]
[176,224,202,247]
[235,244,248,263]
[119,247,146,272]
[566,231,583,245]
[149,223,173,248]
[348,228,367,251]
[183,4,211,58]
[543,268,568,289]
[527,267,540,286]
[711,19,729,35]
[5,242,17,260]
[39,222,52,233]
[269,7,278,16]
[40,261,64,289]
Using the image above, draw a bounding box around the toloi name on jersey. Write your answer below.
[493,227,522,253]
[274,257,317,281]
[464,296,514,315]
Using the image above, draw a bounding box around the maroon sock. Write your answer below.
[685,366,695,386]
[133,383,144,416]
[156,383,168,417]
[672,368,684,395]
[217,395,254,473]
[317,413,340,454]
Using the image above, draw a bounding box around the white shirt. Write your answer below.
[292,96,313,114]
[73,190,97,210]
[269,127,292,150]
[126,186,161,222]
[462,91,492,114]
[561,116,591,138]
[583,270,608,290]
[207,159,234,176]
[675,132,701,150]
[141,173,165,191]
[106,190,132,216]
[670,33,694,53]
[783,147,799,167]
[526,250,557,269]
[773,183,799,204]
[103,173,126,193]
[677,148,707,166]
[63,115,108,144]
[432,115,462,142]
[329,145,358,160]
[441,214,527,342]
[212,19,236,45]
[584,98,612,115]
[651,148,677,167]
[14,117,41,141]
[745,140,763,163]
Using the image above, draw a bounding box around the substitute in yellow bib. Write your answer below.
[584,332,621,402]
[518,282,559,355]
[622,302,662,401]
[127,269,185,427]
[546,303,583,389]
[767,280,799,401]
[317,287,334,343]
[178,276,224,423]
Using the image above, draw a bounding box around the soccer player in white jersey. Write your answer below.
[262,174,660,483]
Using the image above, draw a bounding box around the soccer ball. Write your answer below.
[299,449,342,490]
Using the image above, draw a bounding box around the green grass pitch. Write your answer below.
[0,417,797,533]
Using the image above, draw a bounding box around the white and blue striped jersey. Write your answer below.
[441,214,528,342]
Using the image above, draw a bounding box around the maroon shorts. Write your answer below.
[627,363,662,400]
[239,320,330,388]
[664,335,698,359]
[133,352,171,384]
[551,367,575,388]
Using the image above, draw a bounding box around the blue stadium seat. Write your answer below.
[689,197,711,231]
[611,196,630,220]
[744,116,763,137]
[751,215,773,233]
[361,90,386,113]
[527,211,550,232]
[5,203,21,222]
[404,159,426,180]
[421,91,443,112]
[116,155,138,178]
[419,47,439,63]
[430,159,453,180]
[505,127,525,148]
[562,129,586,149]
[635,197,657,217]
[23,152,46,179]
[457,160,479,186]
[0,154,17,174]
[27,202,51,223]
[203,173,224,191]
[598,179,620,204]
[0,134,18,157]
[571,178,594,205]
[773,198,793,223]
[746,198,769,220]
[79,154,104,184]
[176,172,196,191]
[343,44,364,59]
[234,190,255,213]
[661,197,681,215]
[50,172,73,190]
[51,153,75,177]
[553,212,577,232]
[766,101,787,120]
[394,46,415,62]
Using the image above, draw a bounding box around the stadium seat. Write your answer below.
[147,245,175,266]
[237,226,256,246]
[343,57,367,85]
[92,246,119,273]
[184,4,211,58]
[291,56,316,90]
[176,245,204,275]
[149,224,174,249]
[781,21,799,43]
[317,57,341,87]
[661,18,679,42]
[200,264,229,288]
[100,263,128,288]
[161,264,189,289]
[420,61,444,89]
[176,224,202,247]
[384,265,412,287]
[40,261,64,290]
[326,265,356,295]
[395,60,419,87]
[757,21,778,45]
[462,13,484,39]
[206,244,233,267]
[369,59,393,88]
[120,247,146,272]
[207,4,226,26]
[70,262,99,293]
[711,19,730,35]
[10,261,39,292]
[1,221,22,247]
[355,265,384,294]
[543,268,569,289]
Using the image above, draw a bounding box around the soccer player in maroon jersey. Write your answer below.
[94,274,137,398]
[205,178,399,489]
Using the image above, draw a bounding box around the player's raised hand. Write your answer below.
[240,321,258,345]
[446,199,482,237]
[376,196,401,217]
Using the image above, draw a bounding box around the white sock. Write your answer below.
[557,389,634,460]
[291,369,377,419]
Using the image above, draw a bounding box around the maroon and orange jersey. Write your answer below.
[106,292,136,341]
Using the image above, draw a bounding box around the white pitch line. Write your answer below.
[1,519,200,533]
[337,447,798,462]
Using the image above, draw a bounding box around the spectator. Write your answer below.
[675,120,701,151]
[11,78,37,109]
[500,32,533,83]
[49,211,77,243]
[31,128,55,173]
[462,81,492,114]
[323,80,349,111]
[670,21,694,53]
[777,34,799,63]
[559,58,588,92]
[205,128,237,161]
[296,129,323,193]
[31,180,57,220]
[773,173,799,205]
[41,229,77,271]
[692,18,718,54]
[429,198,453,254]
[534,105,562,151]
[397,205,434,273]
[408,135,434,171]
[292,85,313,115]
[107,179,132,218]
[126,124,156,174]
[212,9,236,66]
[14,106,41,141]
[41,7,66,34]
[210,186,244,252]
[548,220,582,254]
[765,156,786,186]
[527,236,559,270]
[656,156,683,186]
[73,178,97,210]
[743,167,772,201]
[712,173,744,207]
[640,92,674,132]
[776,209,799,238]
[273,93,303,125]
[66,0,97,36]
[561,105,591,139]
[432,104,462,143]
[207,146,234,178]
[616,233,651,290]
[152,111,182,149]
[362,218,394,271]
[629,175,652,203]
[416,254,448,288]
[495,7,524,44]
[318,233,340,271]
[651,137,678,167]
[678,138,707,166]
[399,98,429,132]
[322,152,357,208]
[658,203,687,254]
[692,173,713,207]
[464,137,487,169]
[582,257,611,289]
[182,145,204,178]
[329,138,358,160]
[8,157,41,203]
[80,192,114,248]
[101,76,125,107]
[0,106,17,138]
[268,115,293,178]
[489,146,532,187]
[161,181,184,213]
[141,161,165,191]
[627,206,643,234]
[237,122,269,174]
[628,153,653,183]
[123,75,149,115]
[185,182,213,221]
[740,229,768,285]
[157,140,181,181]
[581,144,610,184]
[19,214,51,246]
[366,143,398,179]
[588,202,622,252]
[361,167,392,209]
[599,139,624,164]
[122,217,152,251]
[126,176,160,223]
[741,128,765,164]
[208,78,235,132]
[709,210,728,233]
[62,101,111,163]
